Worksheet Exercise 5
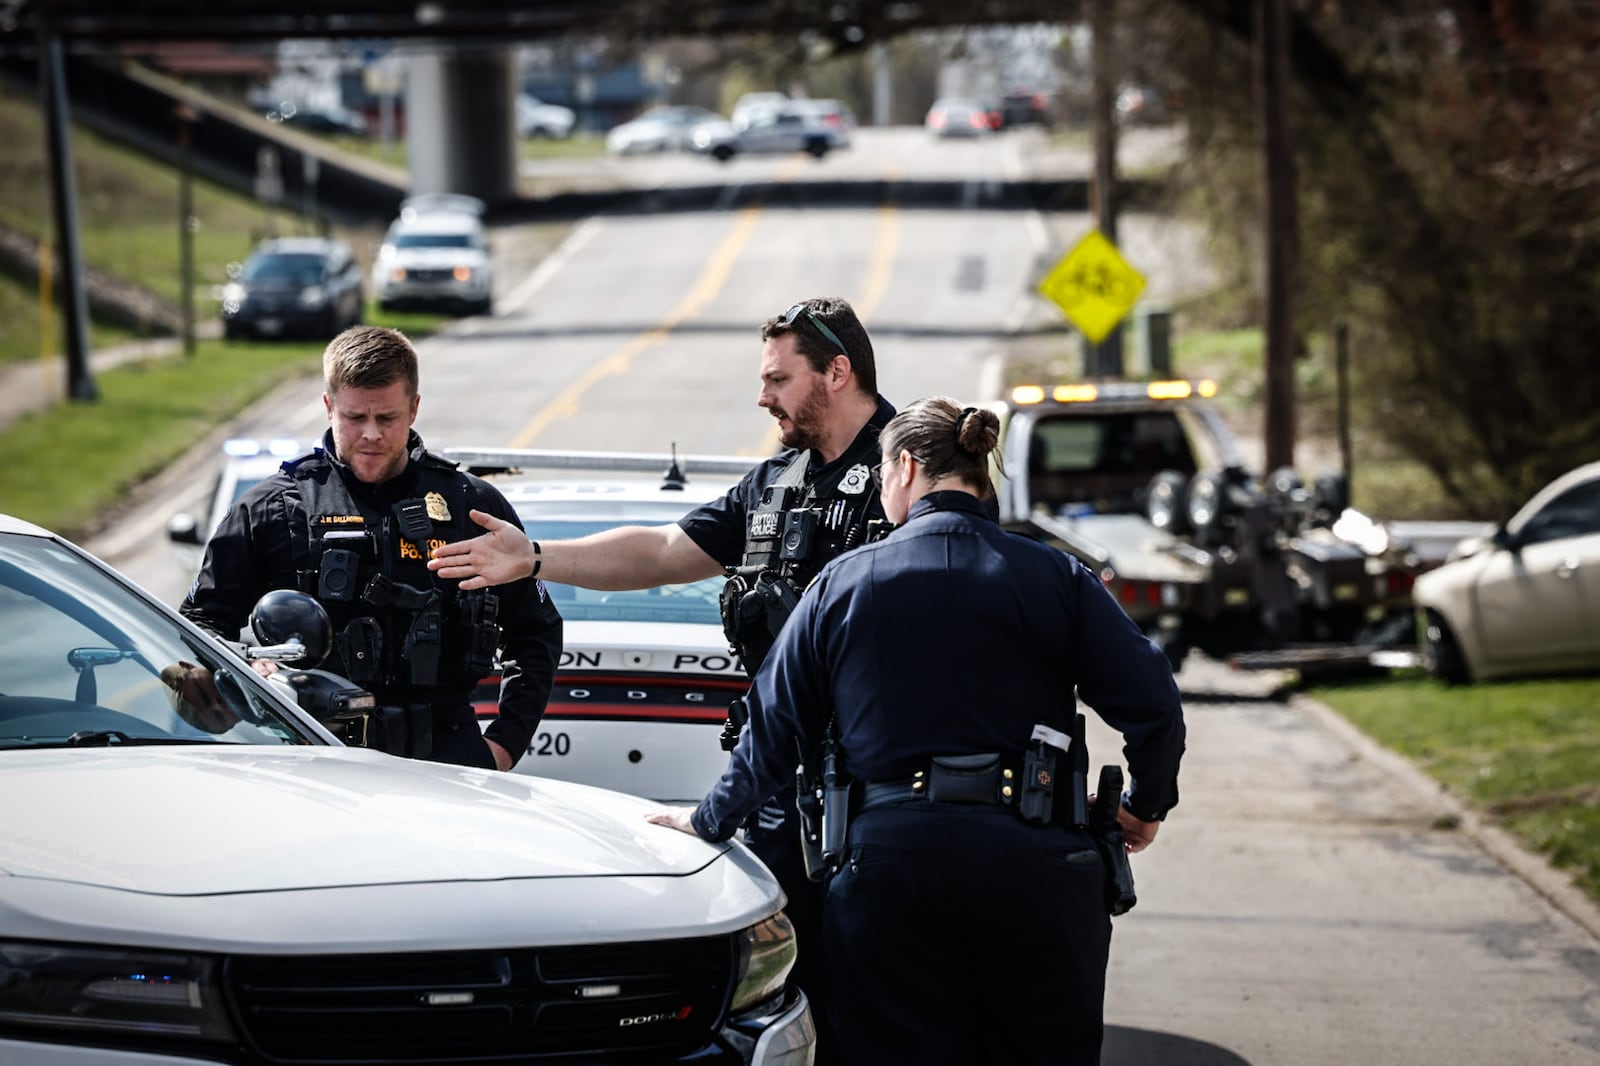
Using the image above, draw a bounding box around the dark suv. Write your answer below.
[999,90,1052,130]
[221,237,364,341]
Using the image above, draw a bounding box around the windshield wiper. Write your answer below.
[62,730,216,747]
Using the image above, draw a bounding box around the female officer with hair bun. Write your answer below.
[650,395,1186,1065]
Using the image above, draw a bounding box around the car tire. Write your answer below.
[806,139,829,159]
[712,144,735,163]
[468,296,493,317]
[1423,610,1471,685]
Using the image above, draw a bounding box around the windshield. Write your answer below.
[241,253,324,286]
[518,517,723,626]
[394,233,475,250]
[0,532,312,751]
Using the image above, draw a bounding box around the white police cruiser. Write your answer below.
[0,510,814,1066]
[168,438,301,574]
[443,448,760,804]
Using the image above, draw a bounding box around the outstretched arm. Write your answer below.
[428,509,724,591]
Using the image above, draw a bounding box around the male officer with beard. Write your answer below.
[428,297,893,1062]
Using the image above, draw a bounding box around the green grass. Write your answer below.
[0,271,143,361]
[1310,674,1600,901]
[0,340,323,538]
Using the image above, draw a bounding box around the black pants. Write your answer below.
[742,788,837,1064]
[822,804,1112,1066]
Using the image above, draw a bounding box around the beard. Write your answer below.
[774,376,830,451]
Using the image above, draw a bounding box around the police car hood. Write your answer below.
[0,746,728,894]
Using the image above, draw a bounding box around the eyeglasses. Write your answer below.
[780,303,849,359]
[869,451,926,491]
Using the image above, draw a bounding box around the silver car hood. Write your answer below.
[0,746,776,953]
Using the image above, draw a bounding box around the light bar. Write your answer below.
[1008,379,1220,406]
[1053,384,1099,403]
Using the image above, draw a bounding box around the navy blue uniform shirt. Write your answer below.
[677,395,895,567]
[692,489,1186,840]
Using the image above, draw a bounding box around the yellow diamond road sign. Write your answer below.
[1038,230,1147,344]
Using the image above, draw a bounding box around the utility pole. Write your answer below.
[1257,0,1297,470]
[1089,0,1123,378]
[175,102,197,358]
[37,23,97,401]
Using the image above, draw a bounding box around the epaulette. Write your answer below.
[280,447,330,477]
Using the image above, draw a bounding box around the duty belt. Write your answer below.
[859,753,1021,812]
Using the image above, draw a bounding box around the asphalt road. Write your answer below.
[83,125,1600,1063]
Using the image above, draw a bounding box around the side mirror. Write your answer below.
[1491,526,1518,552]
[168,513,202,545]
[248,589,333,666]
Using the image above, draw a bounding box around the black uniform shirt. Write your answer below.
[677,395,896,567]
[692,490,1186,840]
[180,430,563,762]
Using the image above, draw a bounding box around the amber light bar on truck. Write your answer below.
[1010,379,1218,405]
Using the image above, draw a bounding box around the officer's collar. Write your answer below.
[905,490,991,523]
[319,429,426,492]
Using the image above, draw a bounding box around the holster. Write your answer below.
[1088,764,1137,916]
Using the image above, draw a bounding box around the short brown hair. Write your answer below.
[760,297,877,396]
[323,325,419,395]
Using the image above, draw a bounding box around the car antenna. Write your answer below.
[661,444,687,491]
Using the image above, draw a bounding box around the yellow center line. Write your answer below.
[510,158,815,449]
[755,188,901,455]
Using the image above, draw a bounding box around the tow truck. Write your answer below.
[987,379,1486,673]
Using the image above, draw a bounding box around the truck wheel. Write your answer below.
[1423,610,1470,685]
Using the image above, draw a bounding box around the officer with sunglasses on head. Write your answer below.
[428,296,894,1063]
[650,396,1186,1066]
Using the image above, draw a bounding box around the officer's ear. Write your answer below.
[827,353,851,389]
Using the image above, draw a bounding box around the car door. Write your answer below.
[1472,476,1600,664]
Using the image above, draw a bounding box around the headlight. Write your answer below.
[1145,470,1189,532]
[221,282,245,305]
[728,914,796,1015]
[1186,472,1224,532]
[0,941,236,1041]
[299,285,327,308]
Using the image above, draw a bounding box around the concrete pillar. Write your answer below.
[406,45,518,206]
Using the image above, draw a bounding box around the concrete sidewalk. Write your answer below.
[0,337,189,435]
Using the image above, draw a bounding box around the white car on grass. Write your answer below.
[0,510,814,1066]
[1413,459,1600,684]
[444,448,759,803]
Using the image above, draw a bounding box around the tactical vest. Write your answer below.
[720,437,881,677]
[283,449,501,702]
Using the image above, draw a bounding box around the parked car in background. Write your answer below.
[516,92,576,138]
[445,448,757,803]
[371,194,494,316]
[1116,84,1183,125]
[0,510,815,1066]
[606,105,726,155]
[998,89,1052,129]
[730,91,789,131]
[220,236,364,342]
[693,104,838,162]
[1413,460,1600,684]
[786,98,856,149]
[925,96,995,137]
[276,103,369,137]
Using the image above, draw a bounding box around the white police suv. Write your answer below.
[371,194,494,316]
[446,448,760,804]
[0,510,815,1066]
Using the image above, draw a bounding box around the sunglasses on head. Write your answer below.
[781,303,848,359]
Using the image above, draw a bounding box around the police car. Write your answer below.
[167,438,301,573]
[0,510,814,1065]
[371,194,495,316]
[444,448,760,803]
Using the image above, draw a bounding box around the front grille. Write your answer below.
[227,936,732,1063]
[401,267,458,283]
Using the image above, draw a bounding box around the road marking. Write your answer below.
[503,218,600,314]
[753,192,902,457]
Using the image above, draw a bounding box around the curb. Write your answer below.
[1293,693,1600,946]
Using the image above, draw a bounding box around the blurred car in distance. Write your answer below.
[445,447,757,803]
[220,236,364,342]
[605,105,726,155]
[276,102,369,137]
[1413,460,1600,684]
[0,510,815,1066]
[730,91,789,130]
[786,98,856,148]
[926,96,995,137]
[371,194,494,315]
[168,438,302,579]
[1116,84,1184,125]
[998,89,1052,129]
[516,92,576,138]
[693,104,839,162]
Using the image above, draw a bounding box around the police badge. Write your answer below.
[424,491,451,522]
[839,463,871,495]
